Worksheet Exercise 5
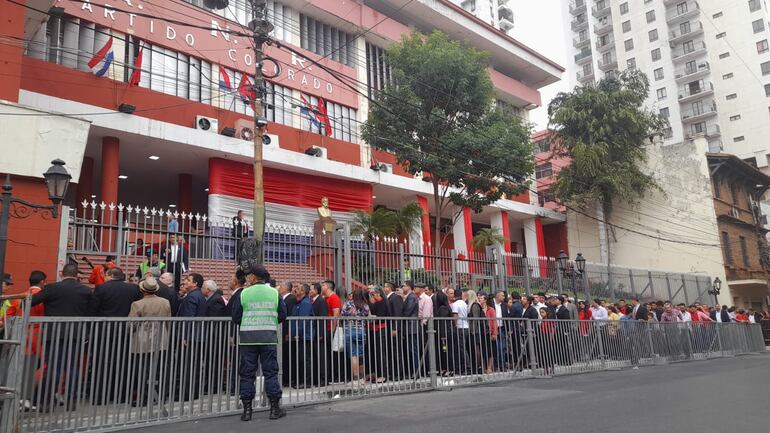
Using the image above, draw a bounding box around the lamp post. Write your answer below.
[0,159,71,283]
[708,277,722,306]
[556,250,586,302]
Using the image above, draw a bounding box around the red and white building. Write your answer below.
[0,0,567,281]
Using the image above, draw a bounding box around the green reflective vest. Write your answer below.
[239,283,279,345]
[139,260,165,276]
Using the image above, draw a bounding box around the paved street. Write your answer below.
[133,354,769,433]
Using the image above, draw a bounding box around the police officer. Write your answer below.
[230,263,287,421]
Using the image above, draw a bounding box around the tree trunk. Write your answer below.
[596,201,610,266]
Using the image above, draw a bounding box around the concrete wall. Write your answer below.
[566,136,730,305]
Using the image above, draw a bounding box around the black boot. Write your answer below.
[240,400,252,422]
[269,398,286,420]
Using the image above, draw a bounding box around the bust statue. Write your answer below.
[316,196,336,232]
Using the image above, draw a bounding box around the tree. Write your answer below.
[362,31,534,249]
[547,69,667,265]
[471,227,505,250]
[393,201,424,240]
[351,207,397,242]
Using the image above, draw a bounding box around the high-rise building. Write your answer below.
[452,0,515,33]
[567,0,770,172]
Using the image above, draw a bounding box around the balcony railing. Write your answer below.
[573,36,591,49]
[577,69,595,82]
[672,41,707,62]
[594,21,613,35]
[666,2,700,24]
[575,49,593,63]
[679,81,714,101]
[592,3,610,18]
[595,39,615,52]
[675,62,710,82]
[681,103,718,122]
[669,21,704,43]
[570,0,587,15]
[572,18,589,31]
[598,57,618,71]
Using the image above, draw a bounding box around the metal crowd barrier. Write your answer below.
[3,316,765,433]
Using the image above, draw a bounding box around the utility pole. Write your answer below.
[205,0,272,265]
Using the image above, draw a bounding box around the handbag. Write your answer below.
[331,327,345,352]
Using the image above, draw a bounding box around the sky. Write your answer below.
[509,1,572,131]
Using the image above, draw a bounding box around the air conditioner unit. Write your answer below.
[308,145,327,159]
[379,163,393,173]
[728,207,740,218]
[233,118,280,146]
[196,115,218,132]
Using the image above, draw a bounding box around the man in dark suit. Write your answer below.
[629,297,649,368]
[709,304,731,323]
[176,272,207,400]
[203,280,228,317]
[631,297,649,321]
[309,283,328,386]
[90,268,142,317]
[401,281,420,378]
[383,282,403,379]
[519,295,539,370]
[165,234,189,291]
[153,271,179,315]
[278,281,296,385]
[31,264,93,410]
[508,292,525,370]
[232,210,249,263]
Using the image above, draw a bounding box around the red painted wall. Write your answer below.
[0,0,24,102]
[4,176,61,293]
[543,222,569,258]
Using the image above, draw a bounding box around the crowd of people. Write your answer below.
[1,262,768,420]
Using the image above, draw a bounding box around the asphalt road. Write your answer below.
[133,355,769,433]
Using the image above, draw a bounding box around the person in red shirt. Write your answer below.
[734,309,750,323]
[88,256,116,286]
[321,280,341,383]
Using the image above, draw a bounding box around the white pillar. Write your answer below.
[523,217,540,277]
[453,208,471,273]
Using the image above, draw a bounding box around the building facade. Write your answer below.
[0,0,564,282]
[708,153,770,309]
[452,0,514,33]
[568,0,770,170]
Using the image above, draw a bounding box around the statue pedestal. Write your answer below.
[311,218,336,280]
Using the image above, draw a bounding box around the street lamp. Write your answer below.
[0,159,71,284]
[557,250,585,302]
[708,277,722,306]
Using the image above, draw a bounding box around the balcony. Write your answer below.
[573,36,590,49]
[574,48,593,64]
[681,103,718,123]
[675,62,710,82]
[592,3,610,18]
[672,41,707,63]
[686,124,721,139]
[598,56,617,71]
[569,0,587,15]
[595,39,615,52]
[666,2,700,24]
[594,21,613,35]
[577,69,595,83]
[669,21,704,44]
[572,17,589,31]
[679,81,714,103]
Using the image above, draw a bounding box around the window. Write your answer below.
[721,232,733,265]
[622,20,631,33]
[649,29,659,42]
[300,14,356,66]
[366,42,393,99]
[620,2,628,14]
[740,236,750,267]
[535,162,553,179]
[652,48,661,61]
[583,63,593,74]
[300,93,358,142]
[533,140,550,153]
[693,122,706,134]
[719,52,730,59]
[579,29,588,41]
[762,61,770,75]
[727,93,738,100]
[730,182,740,205]
[713,11,723,18]
[659,107,670,118]
[730,114,741,121]
[734,136,745,142]
[750,0,761,12]
[264,82,292,126]
[677,2,688,15]
[716,32,726,39]
[656,87,667,100]
[627,58,637,69]
[624,38,634,51]
[765,83,770,96]
[680,21,691,35]
[723,73,734,79]
[712,177,721,199]
[683,40,695,53]
[758,40,769,53]
[646,10,656,23]
[692,100,704,115]
[684,60,698,74]
[753,19,765,33]
[654,68,664,80]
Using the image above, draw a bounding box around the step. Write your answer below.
[0,340,20,345]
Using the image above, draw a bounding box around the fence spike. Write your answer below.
[89,200,97,209]
[117,203,124,211]
[81,199,89,208]
[142,206,149,214]
[108,202,115,211]
[173,211,179,219]
[126,204,133,213]
[99,201,107,210]
[151,207,157,215]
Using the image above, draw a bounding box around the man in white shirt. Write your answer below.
[533,292,547,312]
[677,304,692,322]
[590,300,608,321]
[451,291,470,375]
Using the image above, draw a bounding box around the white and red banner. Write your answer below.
[207,158,372,226]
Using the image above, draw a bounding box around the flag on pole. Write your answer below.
[87,36,114,77]
[219,66,233,92]
[237,74,256,109]
[128,42,144,86]
[316,97,332,136]
[299,95,323,132]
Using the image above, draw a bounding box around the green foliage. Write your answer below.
[362,31,534,247]
[547,69,668,214]
[351,208,397,242]
[471,227,505,249]
[393,201,424,239]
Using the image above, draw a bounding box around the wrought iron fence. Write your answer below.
[61,202,715,305]
[1,315,764,433]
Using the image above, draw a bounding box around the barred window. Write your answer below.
[535,162,553,179]
[185,0,293,42]
[300,93,358,142]
[300,14,356,67]
[721,231,733,265]
[265,82,292,126]
[366,42,393,98]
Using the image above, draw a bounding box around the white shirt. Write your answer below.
[679,311,692,322]
[494,301,503,326]
[170,245,187,272]
[591,306,608,321]
[749,315,756,324]
[452,300,469,329]
[533,302,547,312]
[715,310,722,323]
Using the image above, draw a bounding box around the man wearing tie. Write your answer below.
[165,234,188,291]
[232,210,249,263]
[630,297,648,368]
